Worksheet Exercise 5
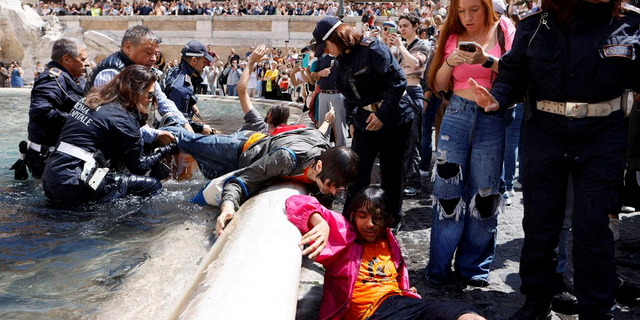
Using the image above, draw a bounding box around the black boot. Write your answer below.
[551,291,579,315]
[551,279,579,315]
[509,299,552,320]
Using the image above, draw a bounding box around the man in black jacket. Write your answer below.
[24,37,87,178]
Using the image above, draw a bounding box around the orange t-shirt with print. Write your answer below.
[344,238,403,320]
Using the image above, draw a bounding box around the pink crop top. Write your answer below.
[444,17,516,90]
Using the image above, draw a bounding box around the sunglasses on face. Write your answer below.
[146,92,154,99]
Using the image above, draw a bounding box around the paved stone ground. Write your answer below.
[296,171,640,319]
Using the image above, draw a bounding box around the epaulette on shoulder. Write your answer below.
[622,3,640,16]
[48,67,62,78]
[519,6,542,21]
[360,37,375,47]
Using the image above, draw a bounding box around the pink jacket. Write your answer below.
[285,195,420,320]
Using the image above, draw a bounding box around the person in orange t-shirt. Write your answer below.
[286,186,486,320]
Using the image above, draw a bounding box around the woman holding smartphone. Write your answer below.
[425,0,515,287]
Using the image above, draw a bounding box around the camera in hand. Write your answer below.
[459,41,478,53]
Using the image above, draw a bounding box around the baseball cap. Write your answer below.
[382,20,396,28]
[312,16,342,57]
[181,40,215,62]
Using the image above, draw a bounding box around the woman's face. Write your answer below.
[457,0,486,33]
[141,83,155,106]
[324,40,341,57]
[398,18,417,38]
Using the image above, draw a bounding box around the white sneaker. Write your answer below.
[507,190,515,198]
[621,206,636,213]
[514,180,523,190]
[609,218,621,241]
[503,193,512,206]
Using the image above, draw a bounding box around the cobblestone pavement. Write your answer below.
[296,173,640,320]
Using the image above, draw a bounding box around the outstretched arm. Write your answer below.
[468,78,499,112]
[238,44,269,115]
[300,213,330,259]
[317,104,335,135]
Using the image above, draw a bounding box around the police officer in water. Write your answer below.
[161,40,215,134]
[86,25,192,146]
[469,1,640,319]
[17,38,88,179]
[311,17,415,228]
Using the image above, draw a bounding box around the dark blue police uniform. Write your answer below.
[26,61,85,178]
[161,60,205,133]
[335,36,415,225]
[41,99,174,203]
[492,3,640,319]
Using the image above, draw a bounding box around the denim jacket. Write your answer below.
[285,195,419,320]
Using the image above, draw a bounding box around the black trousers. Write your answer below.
[369,295,476,320]
[43,173,162,203]
[344,119,413,226]
[519,111,625,319]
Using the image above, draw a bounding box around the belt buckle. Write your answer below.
[565,102,588,118]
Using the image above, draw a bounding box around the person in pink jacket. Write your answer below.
[285,186,485,320]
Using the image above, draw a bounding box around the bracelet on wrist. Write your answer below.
[445,57,454,68]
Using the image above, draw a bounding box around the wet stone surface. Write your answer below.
[296,170,640,320]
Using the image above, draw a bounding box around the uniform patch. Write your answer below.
[603,44,635,59]
[48,68,61,78]
[360,37,375,47]
[519,6,542,21]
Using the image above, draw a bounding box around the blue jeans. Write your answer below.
[163,127,247,179]
[403,85,424,189]
[420,94,441,171]
[500,103,524,192]
[227,84,238,96]
[426,94,505,284]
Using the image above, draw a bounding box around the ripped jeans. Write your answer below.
[426,94,505,284]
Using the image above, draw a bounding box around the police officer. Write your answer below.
[42,66,177,203]
[86,25,192,146]
[161,40,214,134]
[470,1,640,319]
[22,38,88,179]
[312,17,415,227]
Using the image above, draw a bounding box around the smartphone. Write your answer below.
[388,26,398,34]
[459,41,478,52]
[302,53,310,68]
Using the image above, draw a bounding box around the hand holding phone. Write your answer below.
[302,53,310,68]
[458,41,478,53]
[388,27,398,34]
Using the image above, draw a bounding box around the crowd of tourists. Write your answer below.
[31,0,448,17]
[9,0,640,319]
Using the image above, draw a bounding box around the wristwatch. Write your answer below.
[482,55,495,68]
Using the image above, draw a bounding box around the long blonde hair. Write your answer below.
[427,0,499,96]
